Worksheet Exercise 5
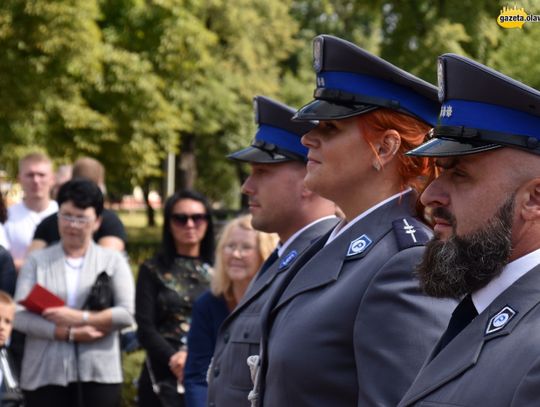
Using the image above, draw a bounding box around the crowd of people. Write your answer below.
[1,32,540,407]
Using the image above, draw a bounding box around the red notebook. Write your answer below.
[19,284,65,314]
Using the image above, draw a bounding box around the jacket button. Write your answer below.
[243,332,249,339]
[224,332,230,343]
[214,366,220,377]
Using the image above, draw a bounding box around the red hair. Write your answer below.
[358,108,436,193]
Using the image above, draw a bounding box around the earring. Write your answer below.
[373,161,381,171]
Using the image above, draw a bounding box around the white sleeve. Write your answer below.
[0,224,10,249]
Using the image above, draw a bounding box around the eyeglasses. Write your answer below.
[59,213,94,226]
[223,243,256,255]
[171,213,209,226]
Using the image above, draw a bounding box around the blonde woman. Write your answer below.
[183,214,277,407]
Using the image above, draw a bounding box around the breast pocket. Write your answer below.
[226,315,261,390]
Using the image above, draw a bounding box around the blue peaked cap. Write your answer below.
[408,54,540,157]
[228,96,313,163]
[294,35,440,125]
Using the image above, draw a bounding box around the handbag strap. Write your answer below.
[145,358,161,394]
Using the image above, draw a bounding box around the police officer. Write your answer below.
[205,96,338,407]
[255,35,455,407]
[398,54,540,406]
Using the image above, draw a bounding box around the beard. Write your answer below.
[417,196,515,299]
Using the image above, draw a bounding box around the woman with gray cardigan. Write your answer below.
[13,179,134,407]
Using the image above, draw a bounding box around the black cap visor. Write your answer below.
[406,137,502,157]
[227,146,302,164]
[293,98,378,121]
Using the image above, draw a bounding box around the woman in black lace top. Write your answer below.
[136,190,215,407]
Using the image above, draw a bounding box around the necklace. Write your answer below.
[64,257,84,270]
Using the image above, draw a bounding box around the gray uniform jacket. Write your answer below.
[14,242,135,390]
[207,217,338,407]
[258,192,455,407]
[399,264,540,407]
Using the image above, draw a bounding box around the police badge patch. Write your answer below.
[485,306,517,335]
[346,234,373,257]
[278,250,298,271]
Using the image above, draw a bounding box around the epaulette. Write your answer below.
[392,217,431,251]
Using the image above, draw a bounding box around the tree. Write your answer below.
[98,0,302,208]
[3,0,539,220]
[0,0,107,174]
[0,0,181,204]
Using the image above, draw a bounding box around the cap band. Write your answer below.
[439,99,540,140]
[255,124,308,158]
[317,71,439,125]
[433,125,540,153]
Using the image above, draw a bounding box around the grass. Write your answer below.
[120,209,163,275]
[121,350,146,406]
[118,209,163,407]
[118,209,163,229]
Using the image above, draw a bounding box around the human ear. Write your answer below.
[93,216,103,233]
[300,183,315,199]
[372,129,401,171]
[520,178,540,221]
[376,129,401,166]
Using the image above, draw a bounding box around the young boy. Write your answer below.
[0,290,23,406]
[0,291,15,348]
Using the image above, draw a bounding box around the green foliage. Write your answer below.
[121,350,145,407]
[2,0,540,209]
[0,0,304,207]
[487,0,540,90]
[284,0,540,92]
[0,0,105,173]
[120,209,162,268]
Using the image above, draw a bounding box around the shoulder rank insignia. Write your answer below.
[278,250,298,271]
[392,217,431,250]
[485,305,517,335]
[346,234,373,257]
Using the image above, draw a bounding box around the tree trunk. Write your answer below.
[234,162,249,209]
[142,180,156,227]
[176,133,197,191]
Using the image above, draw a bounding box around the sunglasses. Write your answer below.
[171,213,209,226]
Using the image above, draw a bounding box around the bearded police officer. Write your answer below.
[205,96,338,407]
[399,54,540,406]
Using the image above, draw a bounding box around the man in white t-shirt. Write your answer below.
[4,153,57,270]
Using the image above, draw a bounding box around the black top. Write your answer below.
[33,209,127,245]
[135,255,211,380]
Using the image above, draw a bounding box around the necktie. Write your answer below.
[255,248,279,281]
[434,294,478,356]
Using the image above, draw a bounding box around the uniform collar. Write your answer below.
[472,247,540,313]
[325,188,413,245]
[278,215,338,257]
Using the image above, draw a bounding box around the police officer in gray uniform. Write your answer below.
[398,55,540,407]
[254,35,455,407]
[206,96,338,407]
